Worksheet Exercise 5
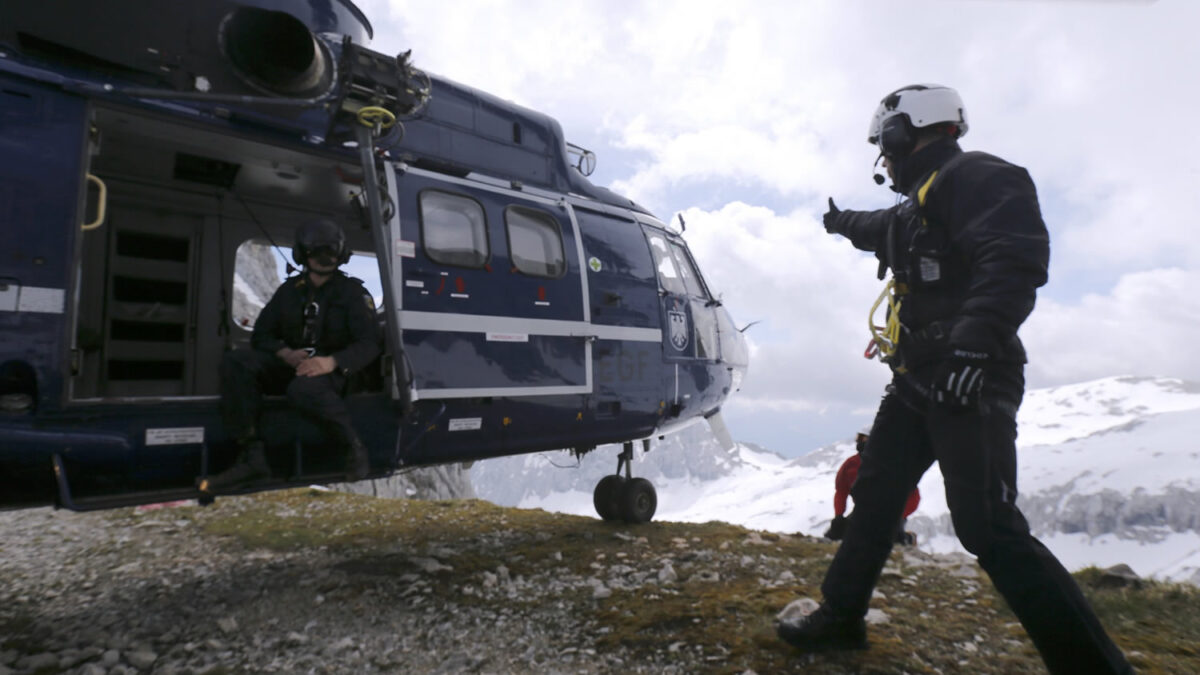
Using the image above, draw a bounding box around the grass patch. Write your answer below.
[186,490,1199,674]
[1075,567,1200,674]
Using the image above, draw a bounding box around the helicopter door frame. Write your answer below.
[389,165,602,399]
[377,155,406,404]
[640,222,722,415]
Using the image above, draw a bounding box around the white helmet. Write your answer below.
[867,84,968,157]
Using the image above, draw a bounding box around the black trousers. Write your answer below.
[821,373,1131,675]
[219,350,357,447]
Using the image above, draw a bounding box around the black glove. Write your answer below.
[823,514,847,541]
[932,350,989,412]
[822,197,844,235]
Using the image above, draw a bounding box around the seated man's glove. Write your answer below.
[823,197,845,235]
[932,350,989,413]
[823,514,848,541]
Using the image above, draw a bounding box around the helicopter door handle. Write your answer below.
[81,174,107,231]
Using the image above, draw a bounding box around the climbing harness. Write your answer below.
[863,169,940,364]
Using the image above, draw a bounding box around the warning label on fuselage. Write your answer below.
[145,427,205,446]
[448,418,483,432]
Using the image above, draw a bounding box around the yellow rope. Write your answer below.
[867,279,903,361]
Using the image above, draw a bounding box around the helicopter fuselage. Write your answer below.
[0,0,747,515]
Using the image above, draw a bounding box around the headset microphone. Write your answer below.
[872,153,886,185]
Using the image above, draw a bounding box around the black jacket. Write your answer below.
[251,271,381,374]
[832,138,1049,373]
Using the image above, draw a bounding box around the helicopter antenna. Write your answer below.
[738,320,762,333]
[232,192,298,275]
[677,213,687,233]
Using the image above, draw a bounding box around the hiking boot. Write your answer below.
[199,441,269,493]
[344,436,370,482]
[777,603,868,652]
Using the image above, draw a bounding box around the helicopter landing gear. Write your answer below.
[592,440,657,524]
[593,474,624,521]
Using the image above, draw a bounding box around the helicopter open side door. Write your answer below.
[386,166,592,400]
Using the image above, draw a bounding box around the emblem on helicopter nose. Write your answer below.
[668,309,689,351]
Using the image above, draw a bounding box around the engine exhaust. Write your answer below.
[220,6,331,97]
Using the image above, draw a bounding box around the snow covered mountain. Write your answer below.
[470,376,1200,584]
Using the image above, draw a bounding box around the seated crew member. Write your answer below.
[202,218,381,492]
[823,432,920,546]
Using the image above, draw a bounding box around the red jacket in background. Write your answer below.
[834,454,920,518]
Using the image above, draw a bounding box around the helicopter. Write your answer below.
[0,0,749,524]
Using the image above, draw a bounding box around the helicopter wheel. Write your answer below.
[618,477,657,524]
[593,474,626,521]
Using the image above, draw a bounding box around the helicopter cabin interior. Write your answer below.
[70,104,387,404]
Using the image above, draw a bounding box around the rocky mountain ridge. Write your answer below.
[471,376,1200,584]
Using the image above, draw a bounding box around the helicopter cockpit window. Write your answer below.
[232,239,383,329]
[419,190,489,268]
[505,206,566,278]
[669,241,708,299]
[645,231,687,295]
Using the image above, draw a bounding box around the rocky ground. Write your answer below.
[2,489,1197,674]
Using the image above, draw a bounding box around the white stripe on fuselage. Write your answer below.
[400,310,661,343]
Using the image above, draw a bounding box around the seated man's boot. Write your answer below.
[343,435,370,482]
[777,603,868,652]
[199,441,269,493]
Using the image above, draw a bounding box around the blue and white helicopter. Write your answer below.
[0,0,748,523]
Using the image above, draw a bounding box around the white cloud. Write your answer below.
[675,202,892,409]
[366,1,1200,270]
[1023,268,1200,387]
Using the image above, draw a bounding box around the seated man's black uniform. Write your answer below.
[204,219,381,491]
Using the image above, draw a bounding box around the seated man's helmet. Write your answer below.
[293,218,350,266]
[867,84,968,158]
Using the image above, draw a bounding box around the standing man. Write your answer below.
[202,218,381,492]
[824,431,919,546]
[777,84,1132,675]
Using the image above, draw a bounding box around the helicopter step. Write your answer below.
[592,439,657,524]
[52,452,202,511]
[197,431,378,495]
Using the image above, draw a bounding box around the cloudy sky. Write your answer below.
[355,0,1200,456]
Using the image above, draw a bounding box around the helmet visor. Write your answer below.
[307,245,340,267]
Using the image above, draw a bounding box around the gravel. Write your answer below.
[0,498,720,674]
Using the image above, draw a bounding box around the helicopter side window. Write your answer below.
[504,206,566,278]
[419,190,489,268]
[669,241,709,299]
[645,232,687,295]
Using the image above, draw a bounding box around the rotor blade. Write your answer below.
[706,410,736,451]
